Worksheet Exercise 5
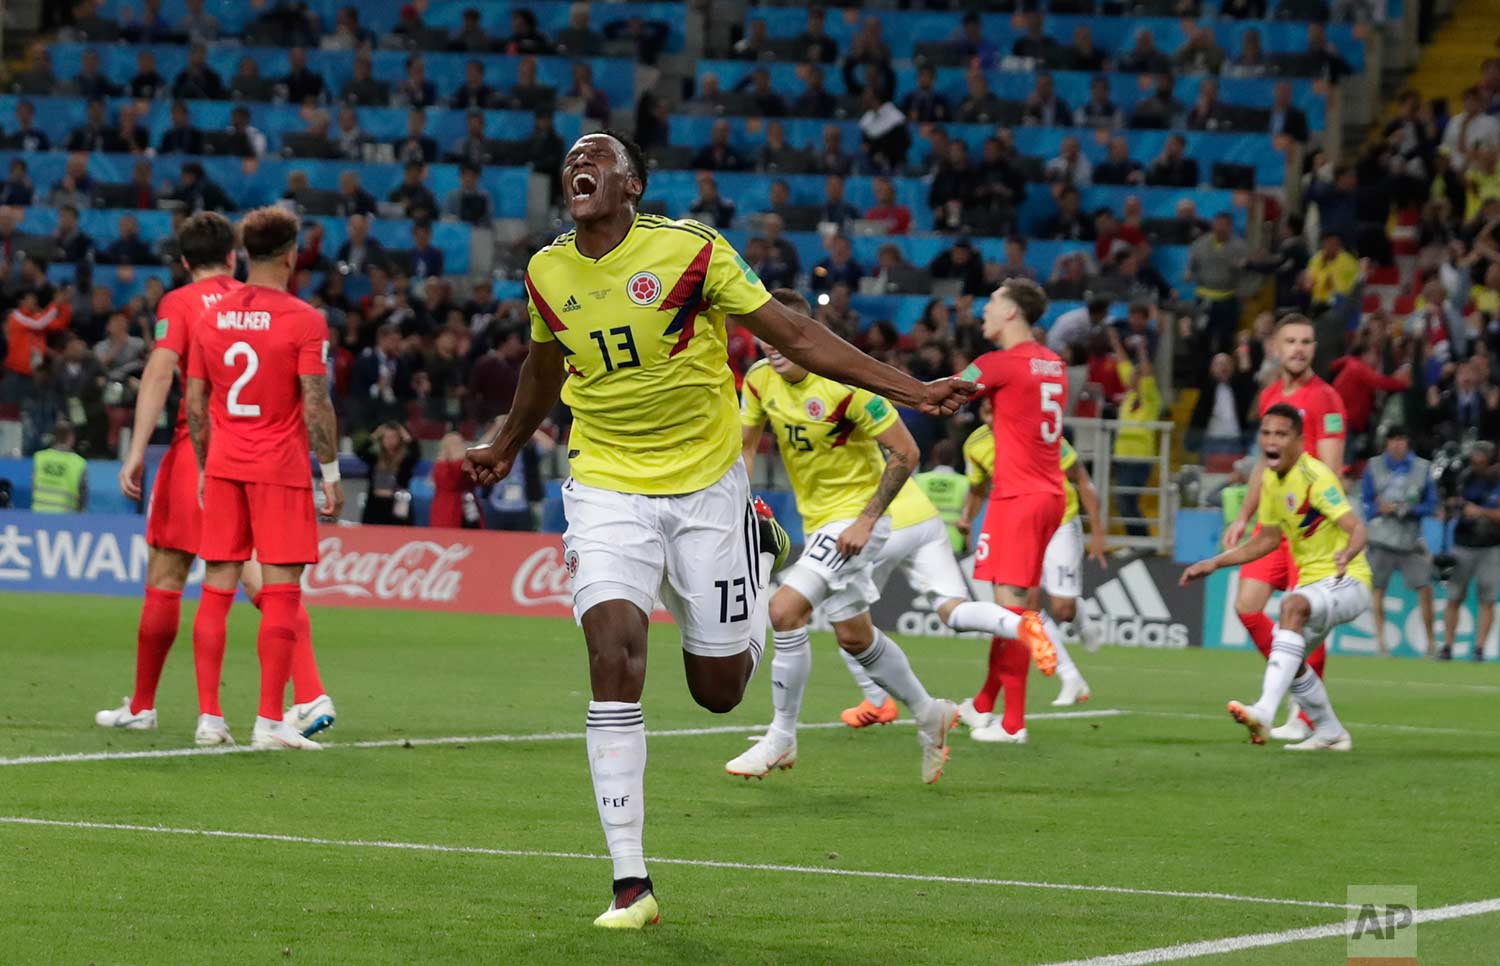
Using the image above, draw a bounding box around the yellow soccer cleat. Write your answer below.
[593,884,660,929]
[840,697,899,728]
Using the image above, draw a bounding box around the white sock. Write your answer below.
[769,628,812,739]
[1252,628,1306,724]
[840,647,890,705]
[745,577,771,680]
[198,713,225,727]
[255,715,282,730]
[947,600,1022,639]
[585,701,647,881]
[1289,667,1344,738]
[852,630,932,717]
[1044,615,1081,683]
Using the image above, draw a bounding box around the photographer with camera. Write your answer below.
[1437,441,1500,661]
[1361,426,1437,655]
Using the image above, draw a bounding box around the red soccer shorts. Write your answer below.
[975,492,1066,588]
[1240,527,1299,591]
[145,436,203,555]
[198,476,319,566]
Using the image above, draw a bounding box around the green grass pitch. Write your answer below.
[2,592,1497,964]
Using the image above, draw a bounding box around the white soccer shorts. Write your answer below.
[779,516,894,623]
[1042,517,1085,600]
[561,463,764,658]
[870,515,970,604]
[1291,575,1372,642]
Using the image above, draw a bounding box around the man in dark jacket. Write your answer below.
[1188,349,1257,455]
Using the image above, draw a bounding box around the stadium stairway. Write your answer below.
[1403,0,1500,108]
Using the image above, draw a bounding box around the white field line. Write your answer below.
[1085,662,1500,695]
[0,815,1353,912]
[1130,708,1500,738]
[0,708,1127,767]
[1040,897,1500,966]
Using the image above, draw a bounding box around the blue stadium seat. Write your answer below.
[741,10,1364,68]
[696,61,1329,132]
[667,115,1288,187]
[50,44,638,111]
[91,0,689,52]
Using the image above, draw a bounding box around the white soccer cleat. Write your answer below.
[1269,716,1313,742]
[724,732,796,779]
[970,722,1028,744]
[285,694,337,738]
[194,715,235,747]
[1285,731,1352,752]
[956,697,993,731]
[1051,675,1091,706]
[916,699,957,784]
[251,718,323,751]
[95,699,157,731]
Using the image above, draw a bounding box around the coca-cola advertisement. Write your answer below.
[303,525,675,619]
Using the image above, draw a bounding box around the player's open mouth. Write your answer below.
[571,172,597,201]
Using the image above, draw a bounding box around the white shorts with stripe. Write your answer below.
[779,516,894,623]
[869,515,971,604]
[562,463,763,658]
[1042,517,1085,600]
[1292,574,1372,643]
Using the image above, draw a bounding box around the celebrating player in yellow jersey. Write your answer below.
[1181,403,1368,752]
[732,290,1039,784]
[955,397,1108,737]
[463,132,975,929]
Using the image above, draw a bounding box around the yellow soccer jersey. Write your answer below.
[963,425,1081,524]
[1258,452,1372,587]
[526,214,772,494]
[742,361,929,532]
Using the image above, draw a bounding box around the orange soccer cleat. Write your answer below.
[840,698,900,728]
[1227,700,1269,745]
[1018,610,1057,676]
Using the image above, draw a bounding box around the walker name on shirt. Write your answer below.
[215,310,272,331]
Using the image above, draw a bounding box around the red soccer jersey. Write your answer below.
[154,274,243,437]
[966,341,1068,501]
[1257,374,1346,459]
[187,284,329,488]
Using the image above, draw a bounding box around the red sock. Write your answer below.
[192,586,235,717]
[973,637,1006,714]
[288,605,325,704]
[998,638,1031,735]
[255,594,324,704]
[1239,611,1275,659]
[130,587,182,714]
[256,584,301,721]
[1306,643,1327,678]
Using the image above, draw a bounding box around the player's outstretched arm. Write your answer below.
[1068,461,1110,567]
[186,376,210,472]
[1332,512,1367,577]
[734,299,976,416]
[1182,524,1282,586]
[741,423,765,475]
[300,373,344,520]
[1224,454,1267,548]
[465,339,567,486]
[839,421,920,558]
[119,347,179,500]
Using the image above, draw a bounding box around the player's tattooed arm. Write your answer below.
[299,374,339,463]
[838,419,919,558]
[186,376,210,471]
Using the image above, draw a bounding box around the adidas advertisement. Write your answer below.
[833,551,1201,648]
